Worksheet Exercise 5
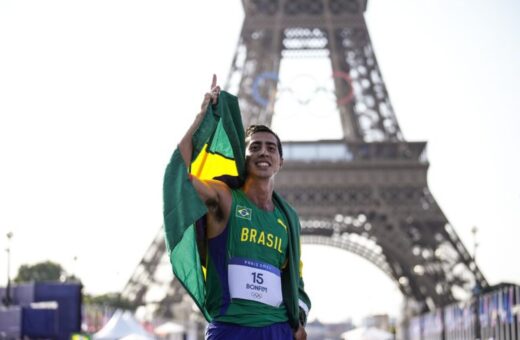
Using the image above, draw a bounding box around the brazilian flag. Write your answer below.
[163,91,245,320]
[163,91,310,327]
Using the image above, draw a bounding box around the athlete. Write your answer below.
[178,75,310,340]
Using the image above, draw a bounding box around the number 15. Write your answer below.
[251,272,264,284]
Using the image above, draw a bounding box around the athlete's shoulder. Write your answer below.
[204,179,232,198]
[207,179,231,207]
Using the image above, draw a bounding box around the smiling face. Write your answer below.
[245,131,284,180]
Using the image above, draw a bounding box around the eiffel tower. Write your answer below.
[123,0,488,319]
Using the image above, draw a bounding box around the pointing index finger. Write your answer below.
[211,74,217,89]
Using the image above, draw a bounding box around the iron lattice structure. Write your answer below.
[123,0,488,317]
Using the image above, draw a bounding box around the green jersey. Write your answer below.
[205,189,290,326]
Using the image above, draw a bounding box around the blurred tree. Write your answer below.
[83,292,137,311]
[14,260,79,283]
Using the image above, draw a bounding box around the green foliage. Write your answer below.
[14,260,80,283]
[15,261,65,283]
[83,292,138,311]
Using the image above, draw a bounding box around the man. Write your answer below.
[164,75,310,339]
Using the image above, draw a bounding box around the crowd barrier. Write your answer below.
[408,283,520,340]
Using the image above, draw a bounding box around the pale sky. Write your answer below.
[1,0,519,324]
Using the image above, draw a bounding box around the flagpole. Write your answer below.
[3,231,13,307]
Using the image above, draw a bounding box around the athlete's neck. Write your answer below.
[242,178,275,211]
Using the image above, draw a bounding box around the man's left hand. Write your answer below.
[294,324,307,340]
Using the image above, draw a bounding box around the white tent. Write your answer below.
[93,310,154,340]
[154,321,185,336]
[341,326,393,340]
[120,335,155,340]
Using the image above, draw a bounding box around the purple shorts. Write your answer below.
[205,321,293,340]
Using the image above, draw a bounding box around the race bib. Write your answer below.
[228,257,283,307]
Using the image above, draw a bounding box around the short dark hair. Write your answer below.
[245,125,283,158]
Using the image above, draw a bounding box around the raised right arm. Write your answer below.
[178,75,231,238]
[179,72,217,168]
